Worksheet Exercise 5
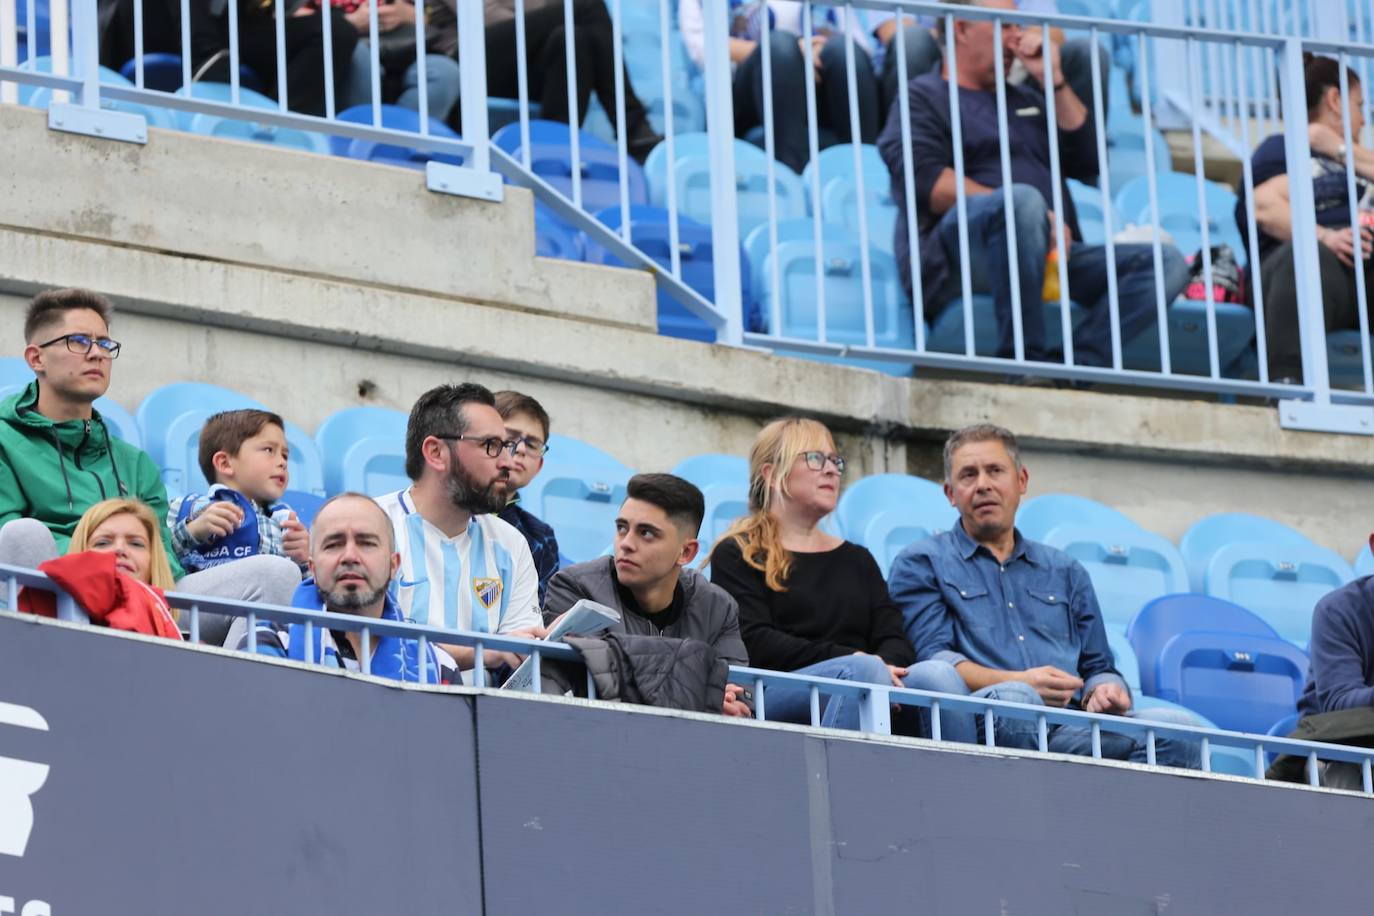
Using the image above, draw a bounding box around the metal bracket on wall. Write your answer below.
[48,103,147,145]
[426,161,504,203]
[1277,399,1374,435]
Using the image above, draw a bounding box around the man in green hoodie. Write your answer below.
[0,288,301,641]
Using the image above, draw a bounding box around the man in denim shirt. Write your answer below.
[889,423,1198,767]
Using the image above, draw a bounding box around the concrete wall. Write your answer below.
[0,104,1371,554]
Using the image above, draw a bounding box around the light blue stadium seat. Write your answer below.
[119,53,262,94]
[1204,541,1354,648]
[25,77,179,131]
[926,294,1084,358]
[520,433,634,565]
[670,453,749,561]
[187,111,330,154]
[282,489,326,528]
[1104,126,1172,189]
[1016,493,1140,542]
[1179,511,1312,592]
[331,104,463,168]
[802,144,888,208]
[1121,297,1257,377]
[1154,630,1309,735]
[136,382,323,498]
[832,474,957,577]
[1115,173,1243,257]
[314,406,410,498]
[493,119,649,215]
[534,203,585,261]
[805,145,896,251]
[1039,524,1190,632]
[1127,593,1280,698]
[1263,709,1303,769]
[1107,629,1141,689]
[173,82,277,129]
[644,132,808,241]
[1327,331,1374,390]
[0,359,140,447]
[1356,544,1374,577]
[743,219,850,307]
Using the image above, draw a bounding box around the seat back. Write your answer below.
[671,454,750,560]
[282,489,327,528]
[761,238,914,348]
[1155,630,1309,735]
[1204,541,1355,647]
[188,112,330,154]
[520,434,634,565]
[1356,544,1374,577]
[833,474,956,577]
[647,133,807,240]
[1016,493,1140,541]
[1127,593,1279,697]
[1040,524,1189,632]
[1107,629,1141,689]
[315,406,410,498]
[333,104,463,166]
[494,119,648,214]
[173,82,277,128]
[1179,511,1313,591]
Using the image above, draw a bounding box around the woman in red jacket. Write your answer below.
[20,499,181,640]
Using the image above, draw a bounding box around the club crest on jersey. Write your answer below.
[473,577,503,610]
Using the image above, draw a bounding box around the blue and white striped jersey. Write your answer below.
[375,487,542,638]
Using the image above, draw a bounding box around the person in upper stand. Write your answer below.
[545,472,752,717]
[1237,53,1374,385]
[240,492,458,684]
[679,0,880,175]
[0,288,301,628]
[375,383,544,682]
[708,416,944,732]
[493,390,560,606]
[324,0,462,122]
[876,0,1188,370]
[888,423,1198,767]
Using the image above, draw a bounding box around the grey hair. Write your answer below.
[942,424,1022,481]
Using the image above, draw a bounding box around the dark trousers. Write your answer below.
[733,30,878,175]
[484,0,647,129]
[1259,239,1374,382]
[199,9,358,117]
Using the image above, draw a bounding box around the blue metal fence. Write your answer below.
[6,562,1372,793]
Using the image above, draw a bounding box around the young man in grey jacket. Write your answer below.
[543,473,752,716]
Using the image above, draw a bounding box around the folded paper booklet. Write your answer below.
[501,599,621,692]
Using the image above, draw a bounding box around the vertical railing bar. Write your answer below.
[413,0,428,134]
[1138,30,1171,374]
[760,0,780,335]
[809,685,820,727]
[894,8,926,351]
[700,0,743,344]
[273,0,287,110]
[1089,28,1123,370]
[946,13,975,357]
[982,709,994,747]
[992,17,1025,363]
[1187,34,1222,379]
[1201,736,1212,772]
[303,618,313,664]
[1338,54,1374,394]
[586,667,597,699]
[1036,713,1048,752]
[368,0,382,126]
[227,0,240,104]
[25,0,36,63]
[1254,744,1265,779]
[658,0,680,278]
[246,611,257,652]
[1259,0,1276,136]
[1209,0,1228,134]
[363,626,374,676]
[5,575,16,611]
[530,647,541,691]
[1235,27,1268,383]
[611,0,630,241]
[843,3,875,349]
[1146,728,1157,766]
[132,0,143,88]
[1042,19,1073,367]
[563,0,582,209]
[515,0,531,168]
[189,602,200,644]
[414,634,424,682]
[1306,750,1319,786]
[1090,720,1102,758]
[319,0,335,118]
[753,677,765,720]
[178,0,191,92]
[801,3,827,345]
[474,640,486,688]
[1362,757,1372,794]
[51,0,70,104]
[930,699,941,741]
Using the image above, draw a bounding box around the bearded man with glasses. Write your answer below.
[375,383,545,682]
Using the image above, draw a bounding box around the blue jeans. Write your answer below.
[764,654,894,731]
[933,184,1190,367]
[343,42,462,120]
[903,660,1201,768]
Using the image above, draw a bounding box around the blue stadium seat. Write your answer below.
[927,294,1084,358]
[1204,541,1354,648]
[187,111,330,154]
[803,144,895,249]
[314,406,409,498]
[493,119,649,215]
[1016,493,1140,541]
[585,204,754,341]
[136,382,323,498]
[743,219,850,307]
[487,97,541,134]
[1127,593,1280,698]
[0,359,140,447]
[534,203,585,261]
[1040,524,1190,632]
[119,54,262,94]
[1179,511,1313,592]
[1327,330,1374,390]
[1114,173,1244,258]
[670,453,749,560]
[1263,710,1302,769]
[832,474,957,577]
[1108,629,1141,688]
[1121,297,1257,377]
[1356,544,1374,577]
[644,132,808,241]
[332,104,463,168]
[519,433,634,565]
[1066,178,1118,246]
[25,82,178,131]
[1153,630,1309,735]
[282,489,326,528]
[174,82,277,129]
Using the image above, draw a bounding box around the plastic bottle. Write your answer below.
[1042,249,1061,301]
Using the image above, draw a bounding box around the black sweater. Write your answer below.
[710,537,916,672]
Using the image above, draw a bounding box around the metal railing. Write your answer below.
[5,562,1373,794]
[2,0,1374,434]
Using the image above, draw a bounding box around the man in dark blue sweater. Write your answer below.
[876,0,1189,367]
[1298,567,1374,716]
[494,390,560,605]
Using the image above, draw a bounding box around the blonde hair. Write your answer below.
[709,417,836,592]
[69,499,176,590]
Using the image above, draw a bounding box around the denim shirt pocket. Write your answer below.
[1025,587,1073,643]
[947,581,995,632]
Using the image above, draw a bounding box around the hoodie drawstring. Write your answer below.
[49,428,75,510]
[101,419,128,497]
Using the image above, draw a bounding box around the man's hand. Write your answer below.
[185,501,243,544]
[1308,121,1346,160]
[1047,209,1072,261]
[1318,225,1374,268]
[376,0,415,32]
[722,684,752,717]
[280,511,310,566]
[1083,681,1132,715]
[1018,665,1084,707]
[1013,28,1062,93]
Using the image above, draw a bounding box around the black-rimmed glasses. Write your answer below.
[509,434,550,456]
[37,333,121,359]
[801,450,846,474]
[434,435,518,458]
